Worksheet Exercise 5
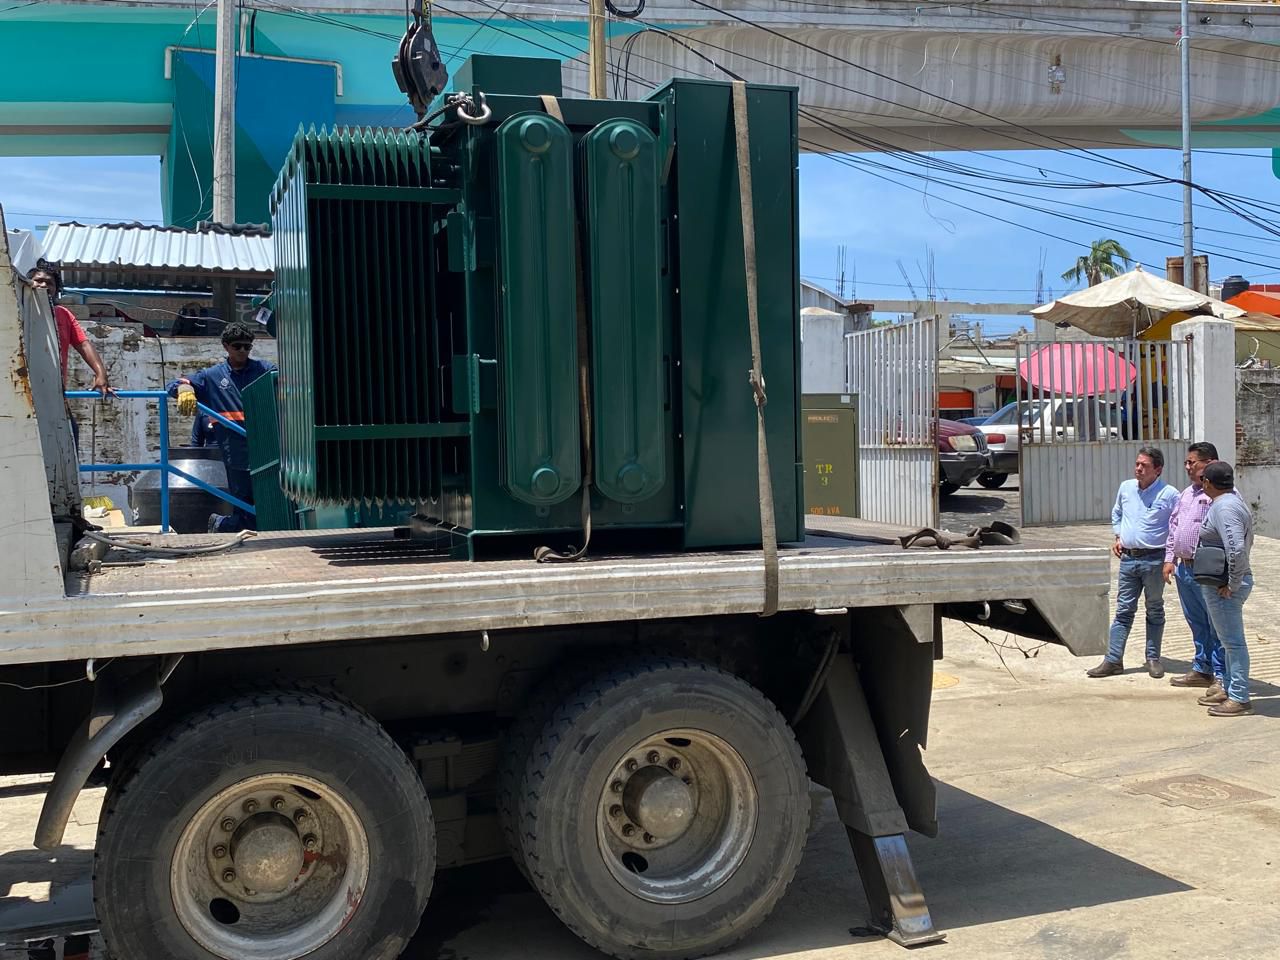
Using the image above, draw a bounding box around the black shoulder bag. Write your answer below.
[1192,544,1228,587]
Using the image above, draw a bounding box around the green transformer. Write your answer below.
[270,55,802,557]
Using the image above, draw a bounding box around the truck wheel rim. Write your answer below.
[596,728,758,904]
[170,773,371,960]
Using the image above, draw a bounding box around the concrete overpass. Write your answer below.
[4,0,1280,225]
[550,0,1280,153]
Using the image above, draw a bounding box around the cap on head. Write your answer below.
[221,320,258,344]
[27,259,63,296]
[1202,460,1234,490]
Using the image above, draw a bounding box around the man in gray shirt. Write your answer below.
[1197,461,1255,717]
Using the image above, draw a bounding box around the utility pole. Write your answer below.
[1180,0,1195,289]
[212,0,238,322]
[588,0,607,99]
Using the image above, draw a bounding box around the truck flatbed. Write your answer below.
[0,519,1110,666]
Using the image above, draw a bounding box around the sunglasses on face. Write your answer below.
[227,342,253,351]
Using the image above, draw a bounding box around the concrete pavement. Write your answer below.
[4,522,1279,959]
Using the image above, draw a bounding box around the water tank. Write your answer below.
[1221,275,1250,302]
[130,447,229,533]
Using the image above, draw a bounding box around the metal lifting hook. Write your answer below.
[456,92,492,125]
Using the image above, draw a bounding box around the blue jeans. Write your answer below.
[1106,556,1166,664]
[1201,574,1254,704]
[1175,561,1225,680]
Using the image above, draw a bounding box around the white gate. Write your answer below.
[1017,337,1194,526]
[845,318,938,528]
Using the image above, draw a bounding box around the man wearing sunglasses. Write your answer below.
[166,320,276,533]
[1162,442,1226,694]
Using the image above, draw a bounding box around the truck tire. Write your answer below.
[519,658,809,960]
[94,688,434,960]
[497,658,603,878]
[939,481,960,497]
[977,472,1008,489]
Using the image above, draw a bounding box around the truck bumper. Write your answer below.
[939,452,988,487]
[988,450,1018,474]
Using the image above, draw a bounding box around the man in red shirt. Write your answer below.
[28,262,112,448]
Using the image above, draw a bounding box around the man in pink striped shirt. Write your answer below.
[1163,442,1225,691]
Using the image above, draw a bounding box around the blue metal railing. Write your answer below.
[65,390,255,533]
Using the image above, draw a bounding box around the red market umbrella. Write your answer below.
[1018,342,1137,397]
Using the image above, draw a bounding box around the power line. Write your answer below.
[596,14,1280,241]
[555,7,1280,259]
[2,210,163,224]
[803,114,1280,265]
[798,111,1280,259]
[667,0,1280,233]
[813,143,1278,274]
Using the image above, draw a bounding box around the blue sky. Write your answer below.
[5,145,1280,336]
[797,146,1280,334]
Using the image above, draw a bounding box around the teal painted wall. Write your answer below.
[0,4,607,224]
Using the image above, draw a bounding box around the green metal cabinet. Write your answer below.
[270,55,803,557]
[242,371,297,532]
[802,394,859,520]
[655,78,804,548]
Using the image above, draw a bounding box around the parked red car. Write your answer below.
[938,418,991,497]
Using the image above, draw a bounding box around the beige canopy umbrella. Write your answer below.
[1031,266,1245,337]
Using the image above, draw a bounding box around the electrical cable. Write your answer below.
[454,0,1280,231]
[799,110,1280,261]
[605,0,644,18]
[0,660,116,692]
[433,0,592,60]
[617,1,1280,242]
[445,0,511,67]
[683,0,1280,227]
[591,14,1280,249]
[811,139,1279,271]
[808,145,1168,272]
[81,529,256,557]
[682,0,1218,181]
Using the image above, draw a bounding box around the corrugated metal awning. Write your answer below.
[39,221,273,292]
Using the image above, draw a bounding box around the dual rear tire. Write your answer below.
[94,661,810,960]
[504,658,811,959]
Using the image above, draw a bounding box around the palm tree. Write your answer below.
[1060,238,1134,287]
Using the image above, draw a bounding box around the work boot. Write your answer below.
[1170,669,1214,688]
[1146,658,1165,679]
[1087,659,1124,678]
[1208,699,1253,717]
[1197,682,1228,706]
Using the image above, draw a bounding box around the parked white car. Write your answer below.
[974,398,1120,488]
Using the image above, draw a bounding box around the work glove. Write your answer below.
[177,384,197,417]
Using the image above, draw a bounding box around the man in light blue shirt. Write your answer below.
[1088,446,1180,679]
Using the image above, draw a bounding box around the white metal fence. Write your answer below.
[846,318,938,528]
[1016,337,1194,525]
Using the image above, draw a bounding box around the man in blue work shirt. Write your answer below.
[167,320,276,533]
[1088,446,1180,679]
